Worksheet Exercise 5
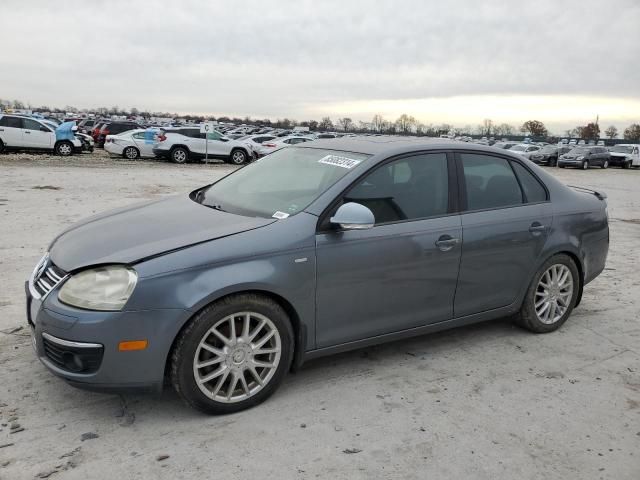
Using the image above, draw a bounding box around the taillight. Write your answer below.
[263,143,276,147]
[158,134,167,142]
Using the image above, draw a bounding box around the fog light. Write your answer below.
[62,352,85,372]
[118,340,148,351]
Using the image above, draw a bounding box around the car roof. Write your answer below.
[301,136,528,157]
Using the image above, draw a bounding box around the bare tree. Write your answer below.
[338,117,353,132]
[395,114,416,134]
[604,125,618,139]
[318,117,334,131]
[623,124,640,141]
[371,114,385,132]
[482,118,493,136]
[520,120,548,137]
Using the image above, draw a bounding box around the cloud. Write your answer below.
[0,0,638,129]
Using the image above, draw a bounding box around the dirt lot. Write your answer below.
[0,150,638,479]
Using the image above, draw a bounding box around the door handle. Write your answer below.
[24,131,31,134]
[435,235,459,252]
[529,222,546,234]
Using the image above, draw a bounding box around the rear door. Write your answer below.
[131,131,155,157]
[454,152,552,317]
[0,116,25,146]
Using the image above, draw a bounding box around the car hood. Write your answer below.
[49,195,275,272]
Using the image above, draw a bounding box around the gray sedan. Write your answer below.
[26,138,609,414]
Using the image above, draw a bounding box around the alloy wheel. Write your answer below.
[58,143,72,155]
[125,147,138,159]
[534,264,574,324]
[193,312,281,403]
[231,151,246,164]
[173,149,187,163]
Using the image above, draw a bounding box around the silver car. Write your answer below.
[26,138,609,414]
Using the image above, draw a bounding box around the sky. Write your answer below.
[1,0,639,133]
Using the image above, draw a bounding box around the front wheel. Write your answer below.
[171,294,294,414]
[230,149,248,165]
[622,161,630,169]
[581,160,589,170]
[514,254,580,333]
[549,157,557,167]
[55,141,73,156]
[602,159,609,169]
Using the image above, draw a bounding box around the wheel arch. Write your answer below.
[163,288,306,383]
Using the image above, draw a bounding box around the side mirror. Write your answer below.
[71,125,78,132]
[330,202,375,230]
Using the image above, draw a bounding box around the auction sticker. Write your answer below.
[272,211,290,219]
[318,155,362,169]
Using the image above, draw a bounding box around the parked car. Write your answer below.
[26,139,609,414]
[608,144,640,169]
[558,146,610,169]
[77,118,97,134]
[492,142,519,150]
[153,126,254,164]
[255,135,314,157]
[91,121,109,142]
[104,129,157,159]
[508,144,542,159]
[96,121,141,147]
[529,145,573,167]
[0,114,82,155]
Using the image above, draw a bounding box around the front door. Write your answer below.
[453,152,552,317]
[21,118,53,149]
[315,152,461,347]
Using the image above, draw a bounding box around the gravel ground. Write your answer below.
[0,150,638,479]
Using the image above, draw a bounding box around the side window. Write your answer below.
[461,153,523,210]
[0,116,23,128]
[132,132,146,140]
[511,162,547,203]
[22,118,42,130]
[344,153,449,224]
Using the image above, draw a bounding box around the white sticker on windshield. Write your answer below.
[318,155,362,169]
[272,211,290,219]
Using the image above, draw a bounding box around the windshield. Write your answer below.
[196,147,370,218]
[611,145,633,153]
[539,146,558,153]
[510,145,526,151]
[570,147,591,154]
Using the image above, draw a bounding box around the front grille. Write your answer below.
[30,255,67,299]
[42,334,103,374]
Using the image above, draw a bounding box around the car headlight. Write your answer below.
[58,265,137,311]
[576,156,584,160]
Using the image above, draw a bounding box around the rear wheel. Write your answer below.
[514,254,580,333]
[123,146,139,160]
[55,141,73,156]
[171,294,294,414]
[0,139,5,154]
[602,159,609,169]
[581,160,589,170]
[171,147,189,164]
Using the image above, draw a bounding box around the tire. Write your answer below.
[513,254,580,333]
[230,149,248,165]
[622,161,630,170]
[55,141,73,156]
[581,160,589,170]
[170,147,189,164]
[602,159,609,169]
[558,164,565,168]
[0,139,5,154]
[550,157,557,167]
[170,293,294,414]
[123,146,139,160]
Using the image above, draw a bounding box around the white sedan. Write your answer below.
[255,135,314,157]
[105,129,157,159]
[508,143,542,159]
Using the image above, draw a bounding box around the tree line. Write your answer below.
[2,98,639,142]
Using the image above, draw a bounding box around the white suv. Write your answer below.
[152,126,254,165]
[0,114,82,156]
